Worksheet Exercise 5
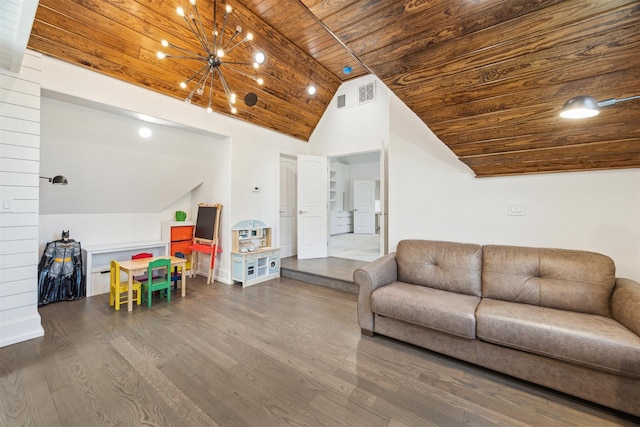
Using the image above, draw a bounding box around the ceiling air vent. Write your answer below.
[358,82,375,104]
[337,94,346,108]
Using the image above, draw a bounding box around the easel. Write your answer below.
[188,203,222,284]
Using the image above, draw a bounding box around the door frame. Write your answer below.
[277,147,388,260]
[328,149,386,258]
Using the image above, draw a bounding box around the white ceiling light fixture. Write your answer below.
[560,95,640,119]
[307,85,317,96]
[157,0,266,114]
[138,127,152,138]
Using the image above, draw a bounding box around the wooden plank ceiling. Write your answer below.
[28,0,640,177]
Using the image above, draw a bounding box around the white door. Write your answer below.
[279,155,296,258]
[353,180,375,234]
[297,155,328,259]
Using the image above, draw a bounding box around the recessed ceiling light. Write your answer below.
[307,85,317,96]
[138,127,152,138]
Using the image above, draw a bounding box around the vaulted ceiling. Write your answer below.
[25,0,640,177]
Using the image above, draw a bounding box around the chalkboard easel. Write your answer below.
[193,203,222,245]
[190,203,223,284]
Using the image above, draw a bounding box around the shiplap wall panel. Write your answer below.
[0,115,40,134]
[0,142,39,159]
[1,157,39,173]
[0,305,38,323]
[1,102,41,122]
[0,49,43,347]
[0,238,39,255]
[0,278,34,298]
[0,89,39,108]
[0,129,39,146]
[0,225,38,241]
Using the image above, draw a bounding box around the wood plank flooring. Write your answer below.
[1,275,639,426]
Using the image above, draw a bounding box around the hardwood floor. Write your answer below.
[1,275,638,426]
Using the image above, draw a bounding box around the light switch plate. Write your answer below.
[508,203,525,216]
[2,198,13,211]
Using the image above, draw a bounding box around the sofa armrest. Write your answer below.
[353,252,398,335]
[611,277,640,336]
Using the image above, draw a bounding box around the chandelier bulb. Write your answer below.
[164,0,264,113]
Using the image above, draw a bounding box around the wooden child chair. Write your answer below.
[141,258,172,307]
[109,260,141,310]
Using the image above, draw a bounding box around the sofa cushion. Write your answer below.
[476,299,640,378]
[482,245,615,317]
[371,282,480,339]
[396,240,482,297]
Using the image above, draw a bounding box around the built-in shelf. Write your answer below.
[82,240,169,296]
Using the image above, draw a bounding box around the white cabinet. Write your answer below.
[231,220,280,287]
[232,249,280,288]
[330,211,353,235]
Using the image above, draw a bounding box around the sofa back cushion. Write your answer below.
[396,240,482,297]
[482,245,615,316]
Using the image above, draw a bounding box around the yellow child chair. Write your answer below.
[142,258,172,307]
[110,260,141,310]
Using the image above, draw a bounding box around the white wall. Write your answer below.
[309,75,640,281]
[309,76,389,156]
[39,56,310,285]
[0,51,44,347]
[388,93,640,281]
[39,96,221,215]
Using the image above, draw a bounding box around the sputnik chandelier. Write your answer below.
[157,0,266,114]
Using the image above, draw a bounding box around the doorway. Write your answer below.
[328,151,382,262]
[278,150,384,262]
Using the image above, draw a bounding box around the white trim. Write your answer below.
[0,314,44,347]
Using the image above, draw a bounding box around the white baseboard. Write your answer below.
[194,266,232,284]
[0,314,44,348]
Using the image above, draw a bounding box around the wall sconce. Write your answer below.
[40,175,69,185]
[560,95,640,119]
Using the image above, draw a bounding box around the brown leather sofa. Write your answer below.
[354,239,640,416]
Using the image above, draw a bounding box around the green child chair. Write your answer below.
[141,258,172,307]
